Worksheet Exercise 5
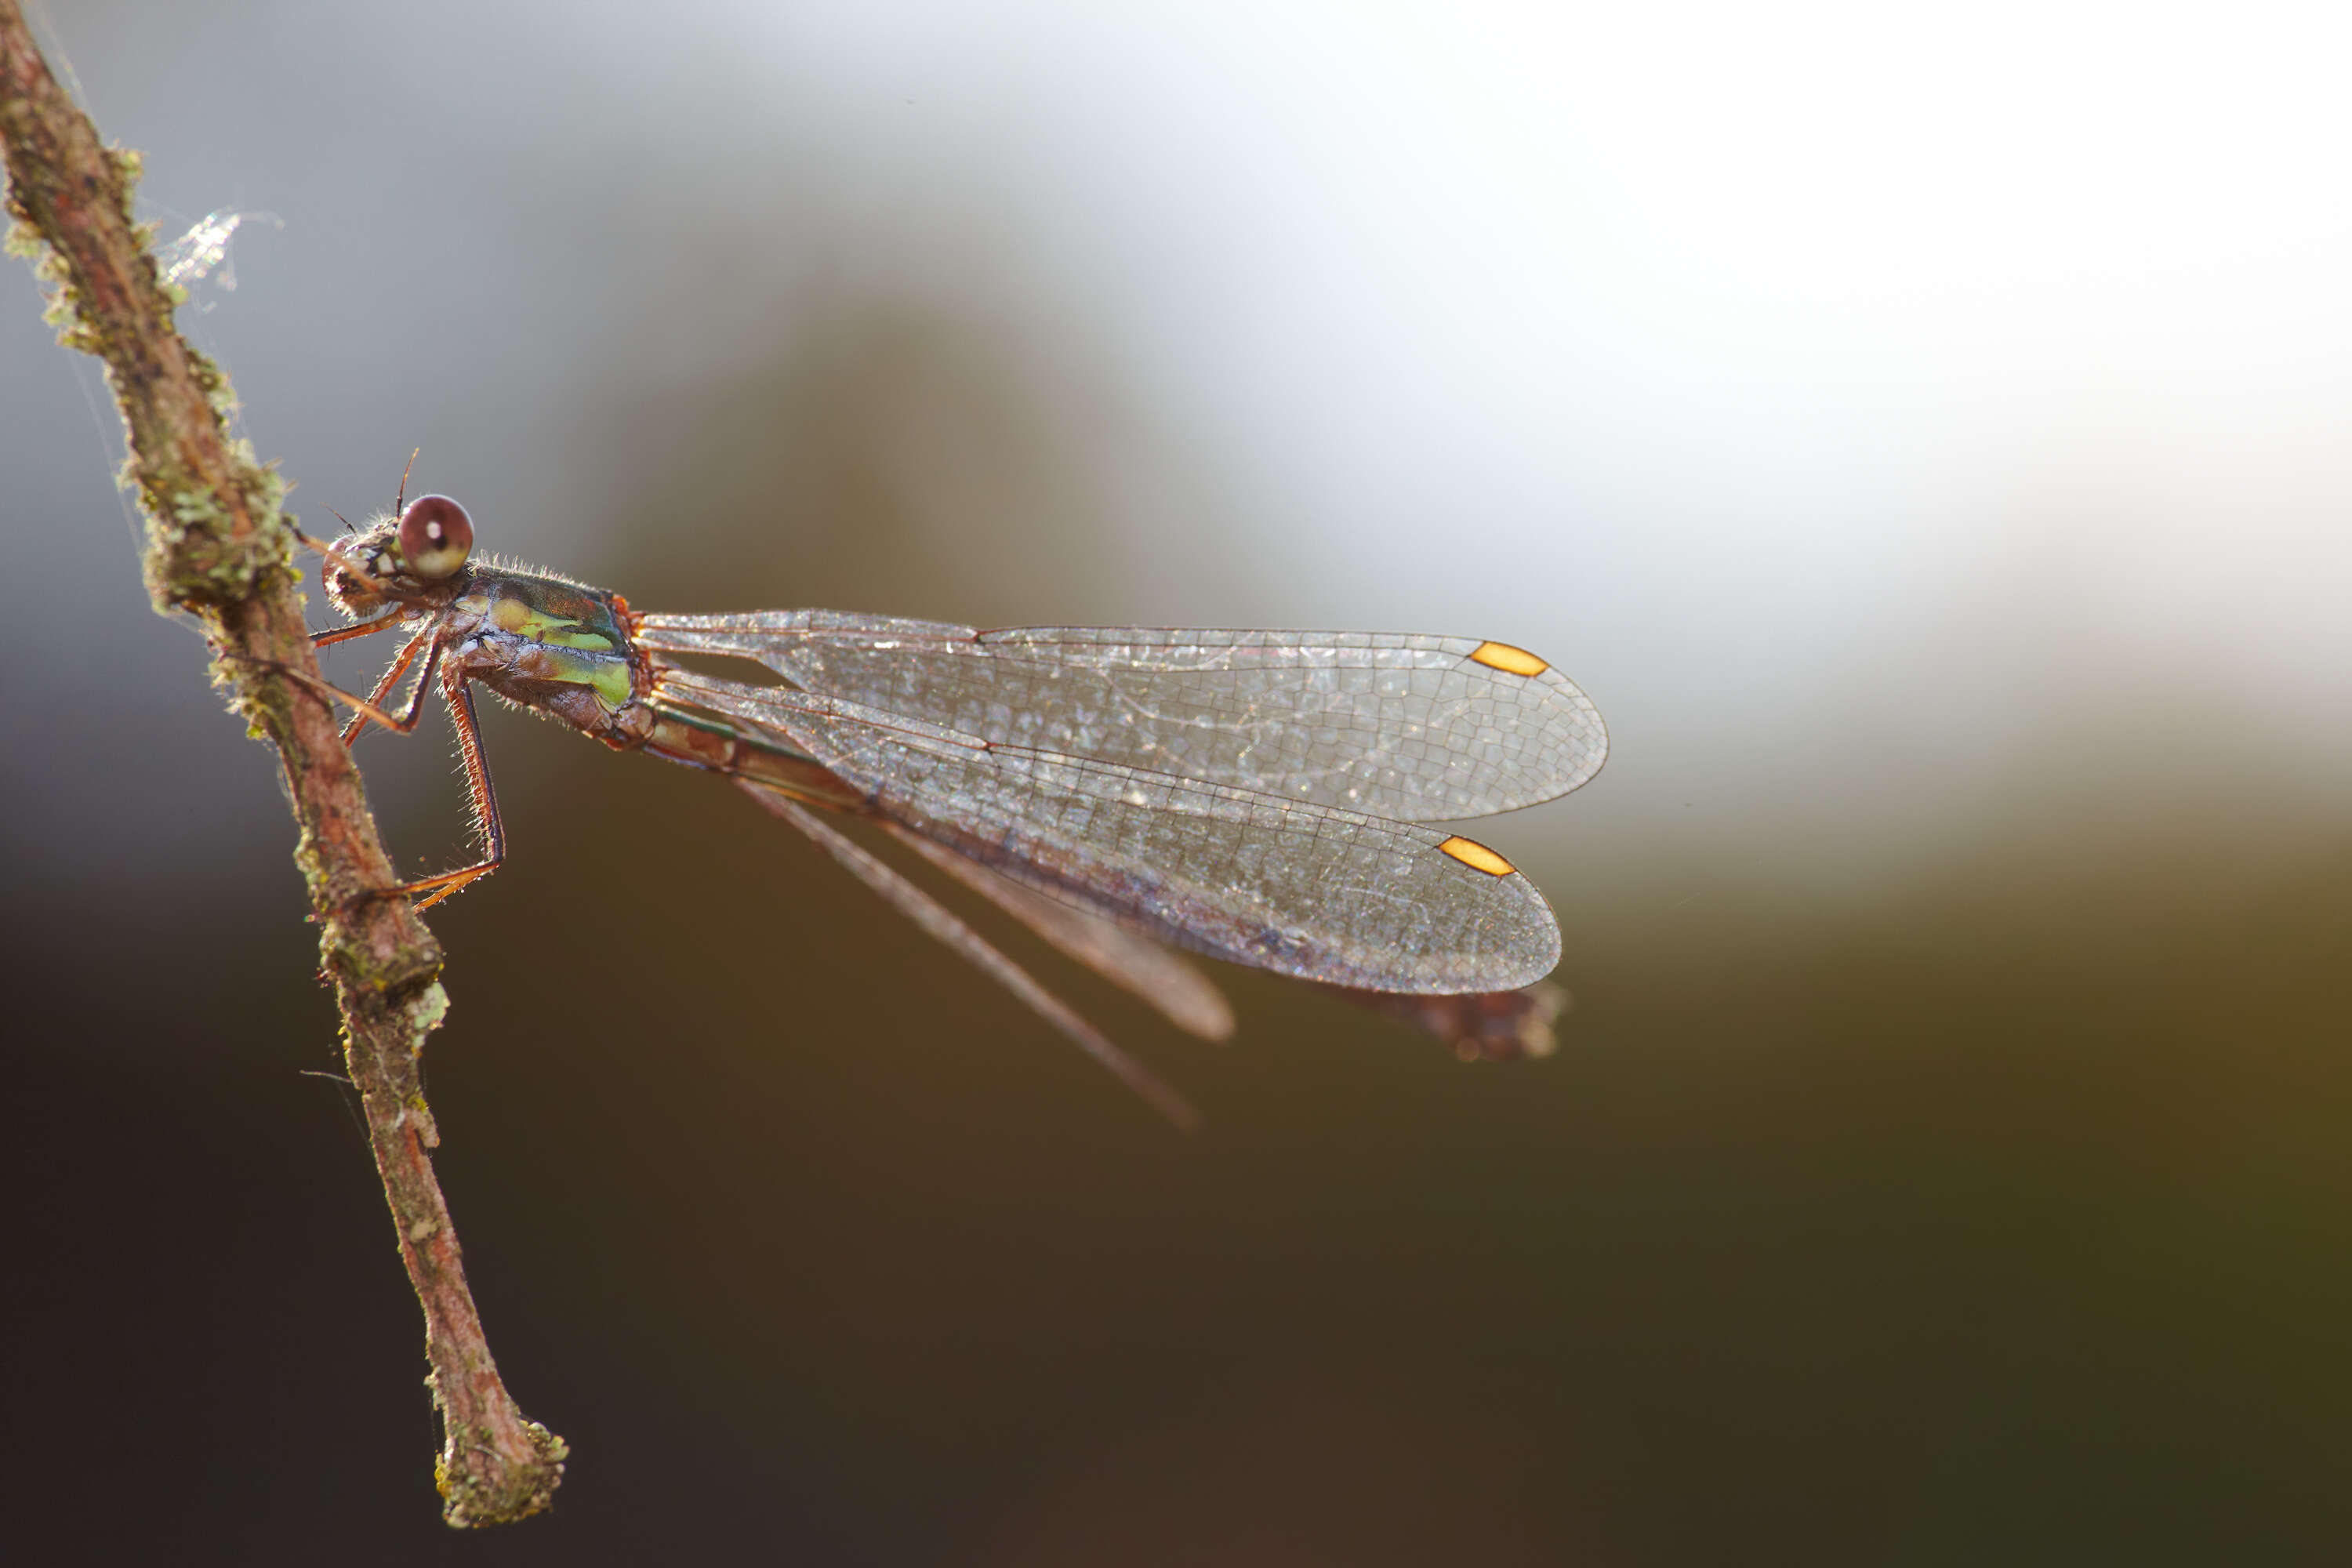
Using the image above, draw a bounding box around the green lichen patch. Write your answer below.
[437,1419,569,1530]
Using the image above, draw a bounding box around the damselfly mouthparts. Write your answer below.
[305,492,1607,1125]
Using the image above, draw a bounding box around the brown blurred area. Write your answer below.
[5,3,2350,1563]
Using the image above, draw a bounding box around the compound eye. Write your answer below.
[397,495,474,579]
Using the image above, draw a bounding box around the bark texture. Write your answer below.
[0,2,564,1526]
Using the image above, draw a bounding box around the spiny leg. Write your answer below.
[262,649,495,915]
[218,645,441,740]
[335,624,441,746]
[739,781,1198,1131]
[397,669,506,913]
[314,608,408,648]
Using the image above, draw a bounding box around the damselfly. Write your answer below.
[301,491,1607,1125]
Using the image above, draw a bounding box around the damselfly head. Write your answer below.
[398,495,474,579]
[323,495,474,617]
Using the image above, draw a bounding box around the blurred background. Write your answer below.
[5,1,2349,1561]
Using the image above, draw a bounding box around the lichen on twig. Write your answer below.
[0,1,564,1526]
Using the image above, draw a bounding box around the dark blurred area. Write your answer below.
[5,3,2350,1563]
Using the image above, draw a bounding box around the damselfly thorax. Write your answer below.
[305,492,1607,1124]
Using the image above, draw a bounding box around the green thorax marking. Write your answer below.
[459,566,637,709]
[468,569,625,649]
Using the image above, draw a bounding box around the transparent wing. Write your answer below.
[654,670,1562,995]
[880,822,1236,1042]
[637,612,1606,822]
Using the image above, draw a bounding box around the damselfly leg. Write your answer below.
[217,650,431,741]
[394,666,505,912]
[313,608,408,648]
[742,782,1198,1129]
[329,624,444,746]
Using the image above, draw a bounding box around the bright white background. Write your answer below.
[7,0,2347,910]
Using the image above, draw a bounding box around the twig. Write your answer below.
[0,4,564,1527]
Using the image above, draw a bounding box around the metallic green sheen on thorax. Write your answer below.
[413,557,849,803]
[451,565,640,713]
